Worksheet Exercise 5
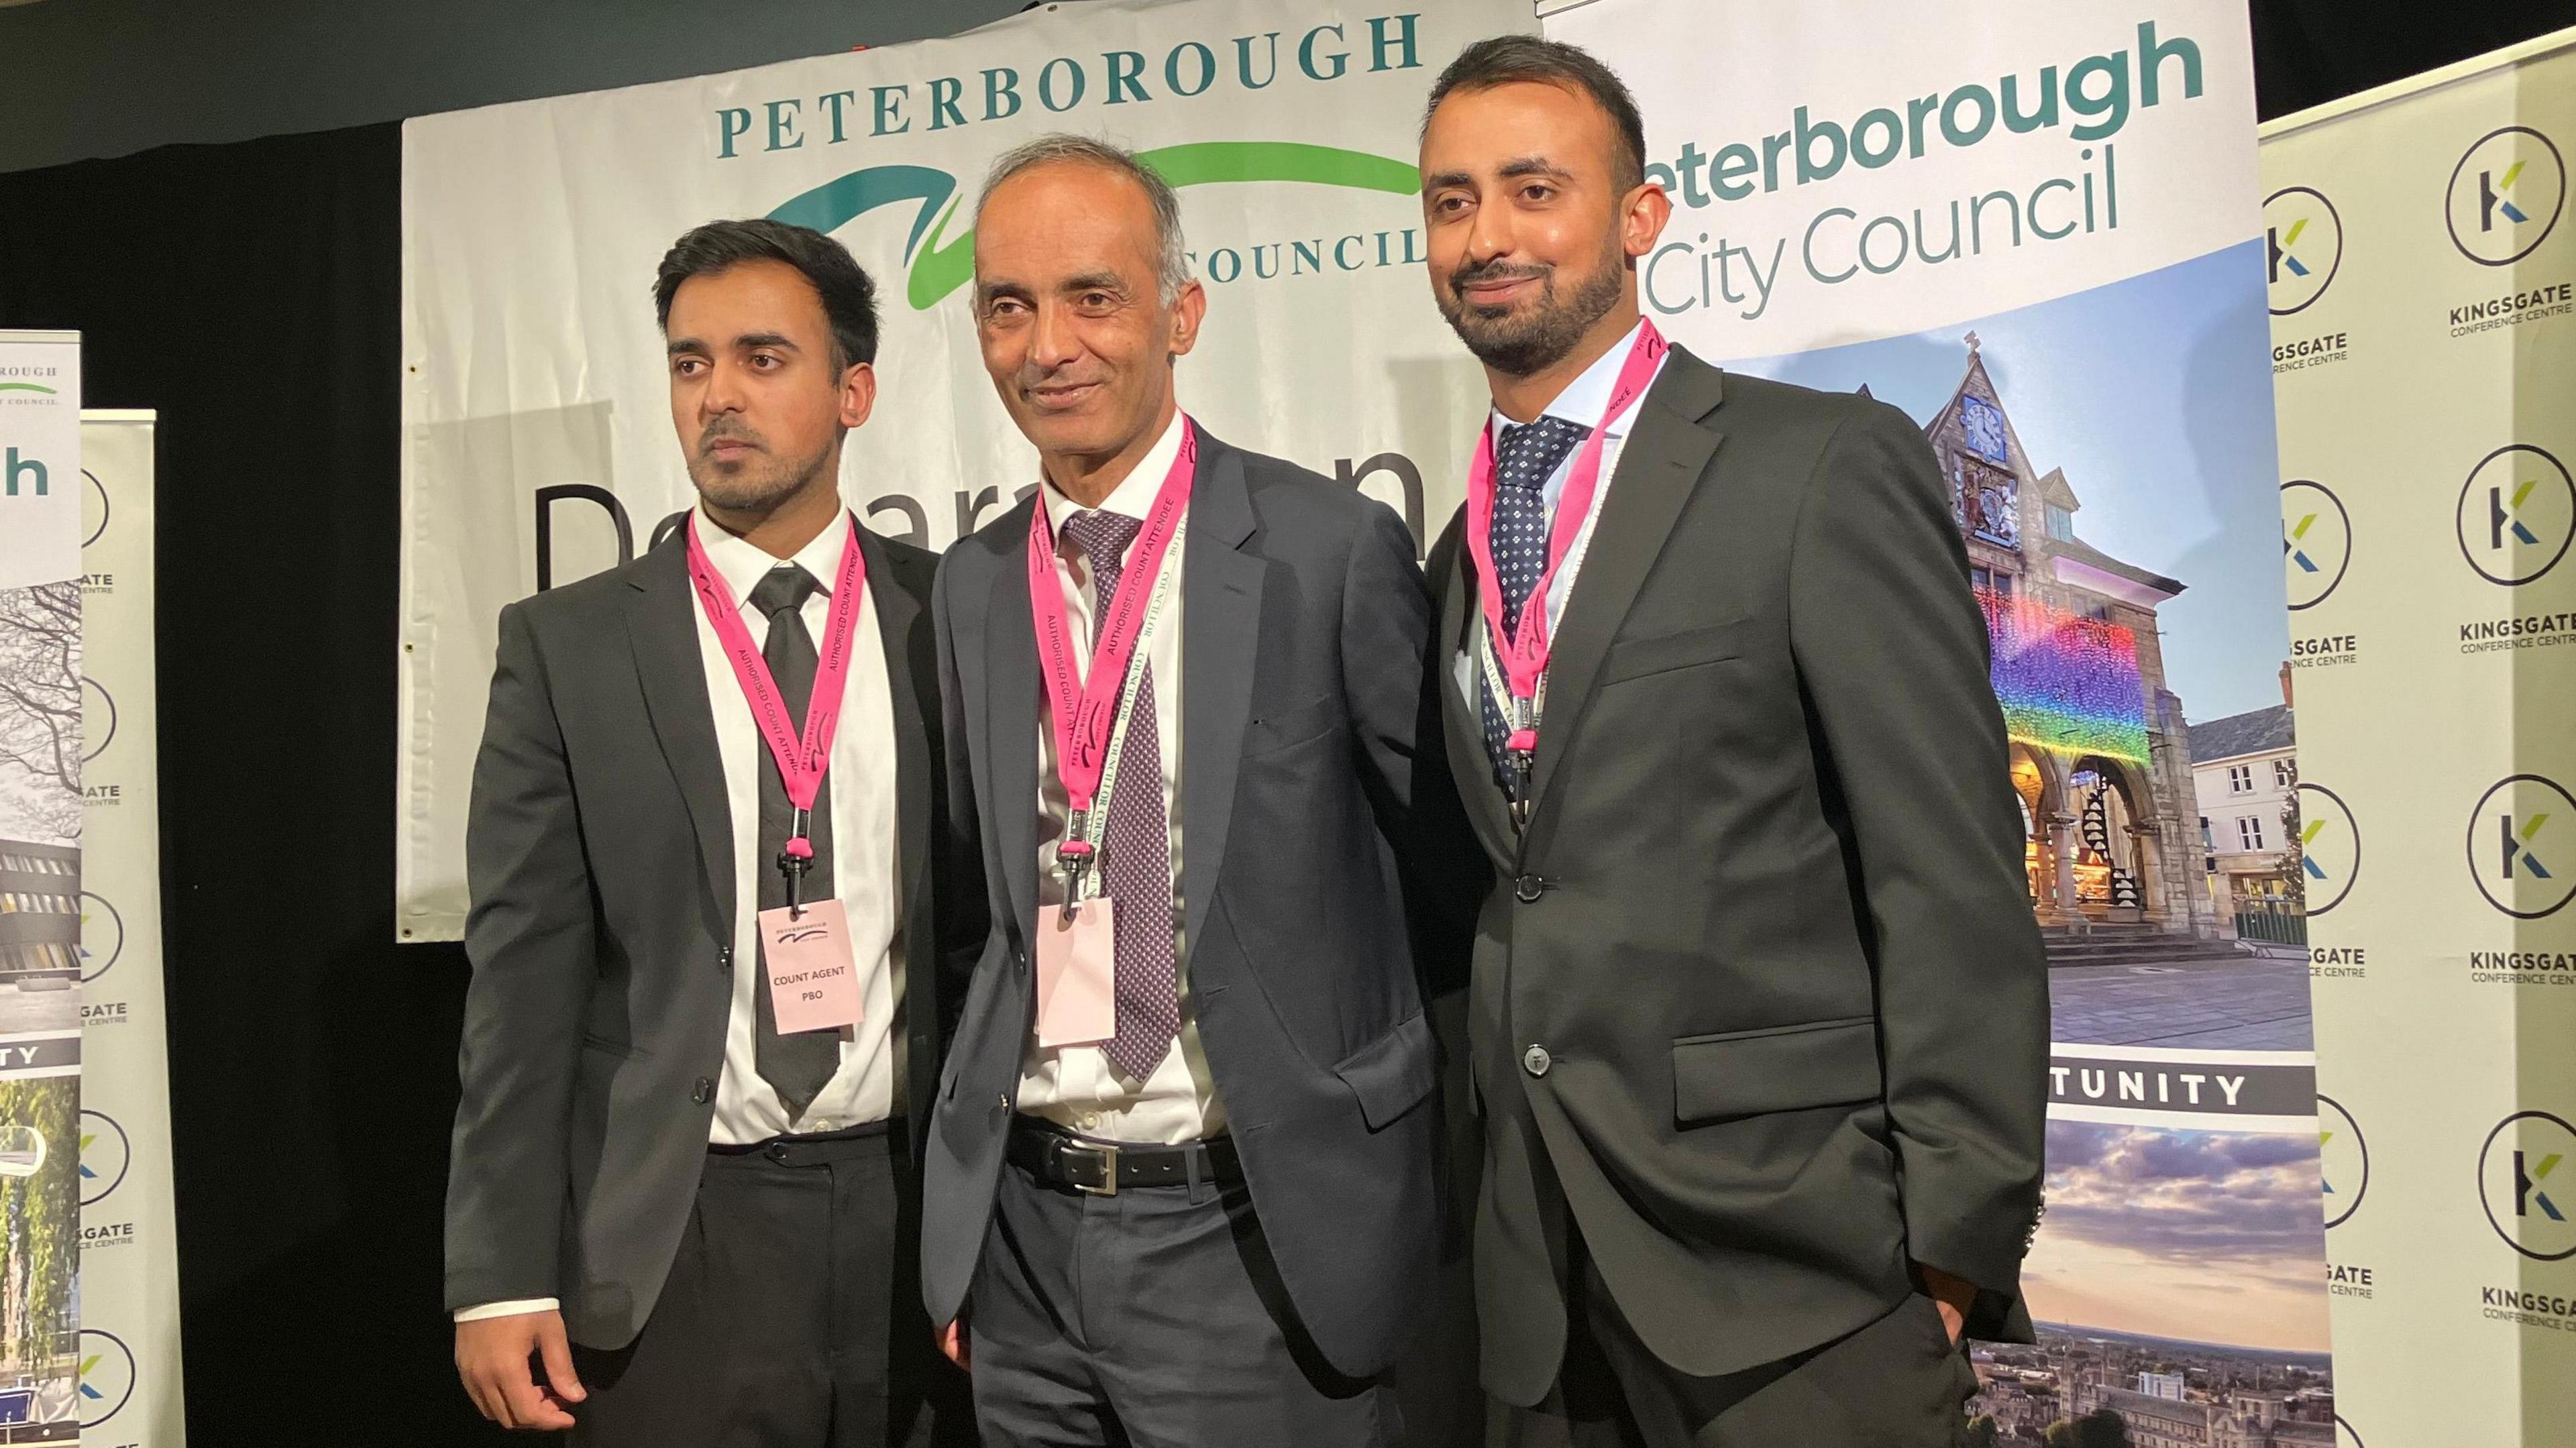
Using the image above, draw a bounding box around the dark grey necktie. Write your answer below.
[1479,415,1591,789]
[749,562,841,1121]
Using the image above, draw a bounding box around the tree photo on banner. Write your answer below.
[398,0,1532,940]
[1544,1,2332,1441]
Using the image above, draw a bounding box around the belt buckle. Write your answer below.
[1063,1139,1120,1196]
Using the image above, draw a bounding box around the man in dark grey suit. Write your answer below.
[447,220,969,1445]
[921,135,1468,1447]
[1416,39,2049,1447]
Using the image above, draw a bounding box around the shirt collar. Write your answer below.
[695,504,851,614]
[1488,319,1651,443]
[1040,407,1188,535]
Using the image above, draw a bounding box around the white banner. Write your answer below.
[76,412,184,1447]
[0,329,83,1439]
[2263,25,2576,1448]
[397,0,1534,939]
[1556,3,2337,1441]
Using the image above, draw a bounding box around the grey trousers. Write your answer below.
[568,1128,975,1448]
[1491,1231,1974,1448]
[967,1153,1395,1448]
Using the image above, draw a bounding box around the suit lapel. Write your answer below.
[859,526,932,966]
[1439,526,1518,865]
[983,509,1044,950]
[625,541,735,941]
[1524,348,1726,831]
[1179,439,1263,954]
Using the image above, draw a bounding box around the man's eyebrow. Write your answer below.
[1057,271,1127,294]
[732,331,800,351]
[1497,155,1573,181]
[667,335,709,356]
[1423,168,1473,191]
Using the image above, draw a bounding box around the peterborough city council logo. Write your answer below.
[2467,775,2576,918]
[2479,1109,2576,1261]
[766,142,1419,309]
[76,1329,136,1428]
[2262,186,2341,314]
[2294,781,2359,915]
[78,890,122,985]
[2454,444,2575,586]
[2447,125,2565,266]
[78,1109,130,1209]
[2279,480,2351,610]
[2317,1093,2367,1229]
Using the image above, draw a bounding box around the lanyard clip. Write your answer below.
[1055,836,1097,925]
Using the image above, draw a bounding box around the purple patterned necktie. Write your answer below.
[1479,416,1592,789]
[1059,508,1182,1080]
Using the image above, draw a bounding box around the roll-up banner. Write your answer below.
[0,328,85,1441]
[1547,3,2336,1440]
[396,0,1535,940]
[2262,26,2576,1448]
[78,411,184,1446]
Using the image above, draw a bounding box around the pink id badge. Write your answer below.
[758,900,863,1035]
[1035,897,1117,1048]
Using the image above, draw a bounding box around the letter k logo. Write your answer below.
[2482,161,2532,231]
[2518,1149,2565,1221]
[2286,513,2322,572]
[2492,480,2542,549]
[2268,218,2312,281]
[2503,812,2554,881]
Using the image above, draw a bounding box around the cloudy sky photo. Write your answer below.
[2021,1119,2332,1353]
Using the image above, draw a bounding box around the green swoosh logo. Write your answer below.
[0,383,57,394]
[769,142,1419,311]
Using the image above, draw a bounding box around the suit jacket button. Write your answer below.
[692,1078,715,1104]
[1523,1045,1552,1077]
[1515,874,1546,902]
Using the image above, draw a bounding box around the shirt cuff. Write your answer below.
[453,1297,559,1323]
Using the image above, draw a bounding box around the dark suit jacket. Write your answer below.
[1431,346,2048,1402]
[921,428,1464,1380]
[444,522,957,1351]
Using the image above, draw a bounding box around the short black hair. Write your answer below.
[1422,35,1648,193]
[652,218,879,370]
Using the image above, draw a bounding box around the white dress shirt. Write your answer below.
[456,507,905,1324]
[1016,409,1228,1146]
[1453,320,1671,708]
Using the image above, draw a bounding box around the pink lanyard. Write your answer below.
[686,512,868,898]
[1464,321,1668,795]
[1026,416,1197,900]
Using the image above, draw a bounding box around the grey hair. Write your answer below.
[974,133,1191,304]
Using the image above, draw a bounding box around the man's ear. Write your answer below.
[1167,278,1209,360]
[839,361,878,429]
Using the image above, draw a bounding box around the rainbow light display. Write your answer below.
[1978,588,2150,765]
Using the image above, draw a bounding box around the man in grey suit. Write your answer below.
[447,219,969,1445]
[921,135,1469,1447]
[1416,38,2049,1447]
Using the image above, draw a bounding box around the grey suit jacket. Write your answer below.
[1432,346,2048,1402]
[921,428,1472,1380]
[444,524,959,1350]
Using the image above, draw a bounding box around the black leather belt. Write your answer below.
[1006,1117,1242,1195]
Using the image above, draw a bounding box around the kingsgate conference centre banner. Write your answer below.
[2261,27,2576,1448]
[1545,1,2337,1442]
[398,0,1530,938]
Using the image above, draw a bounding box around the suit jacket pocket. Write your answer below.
[1600,621,1747,685]
[1245,692,1339,756]
[1334,1009,1436,1129]
[1672,1014,1880,1125]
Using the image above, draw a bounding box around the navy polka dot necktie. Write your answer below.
[1480,415,1592,789]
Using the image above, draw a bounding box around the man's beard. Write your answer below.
[686,423,833,513]
[1437,247,1625,378]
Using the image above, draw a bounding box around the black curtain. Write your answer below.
[0,123,493,1443]
[0,5,2571,1443]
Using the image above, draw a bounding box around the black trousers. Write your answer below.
[968,1152,1393,1448]
[569,1126,975,1447]
[1492,1229,1974,1448]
